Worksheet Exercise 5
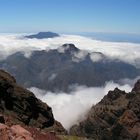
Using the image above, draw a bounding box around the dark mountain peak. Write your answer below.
[107,87,126,98]
[132,79,140,92]
[60,44,79,53]
[25,32,59,39]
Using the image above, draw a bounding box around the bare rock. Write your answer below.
[0,70,66,134]
[70,79,140,140]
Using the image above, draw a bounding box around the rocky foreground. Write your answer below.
[70,80,140,140]
[0,124,62,140]
[0,70,66,140]
[1,69,140,140]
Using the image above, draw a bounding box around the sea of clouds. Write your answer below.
[0,33,140,67]
[0,33,140,130]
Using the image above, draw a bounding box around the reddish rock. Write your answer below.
[0,124,34,140]
[0,124,62,140]
[10,125,34,140]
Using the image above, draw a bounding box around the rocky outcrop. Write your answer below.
[0,124,34,140]
[0,70,66,134]
[0,123,62,140]
[70,80,140,140]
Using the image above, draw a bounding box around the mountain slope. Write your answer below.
[70,80,140,140]
[0,44,139,92]
[0,70,66,134]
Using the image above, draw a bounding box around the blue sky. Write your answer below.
[0,0,140,34]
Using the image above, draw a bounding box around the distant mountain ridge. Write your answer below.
[25,32,59,39]
[0,44,139,92]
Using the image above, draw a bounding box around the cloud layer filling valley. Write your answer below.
[29,82,132,130]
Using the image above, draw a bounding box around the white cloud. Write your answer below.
[72,50,88,62]
[90,52,103,62]
[0,34,140,67]
[48,73,57,81]
[119,76,140,87]
[29,81,132,130]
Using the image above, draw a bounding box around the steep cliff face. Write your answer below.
[70,80,140,140]
[0,70,66,134]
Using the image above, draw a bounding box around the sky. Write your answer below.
[0,0,140,34]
